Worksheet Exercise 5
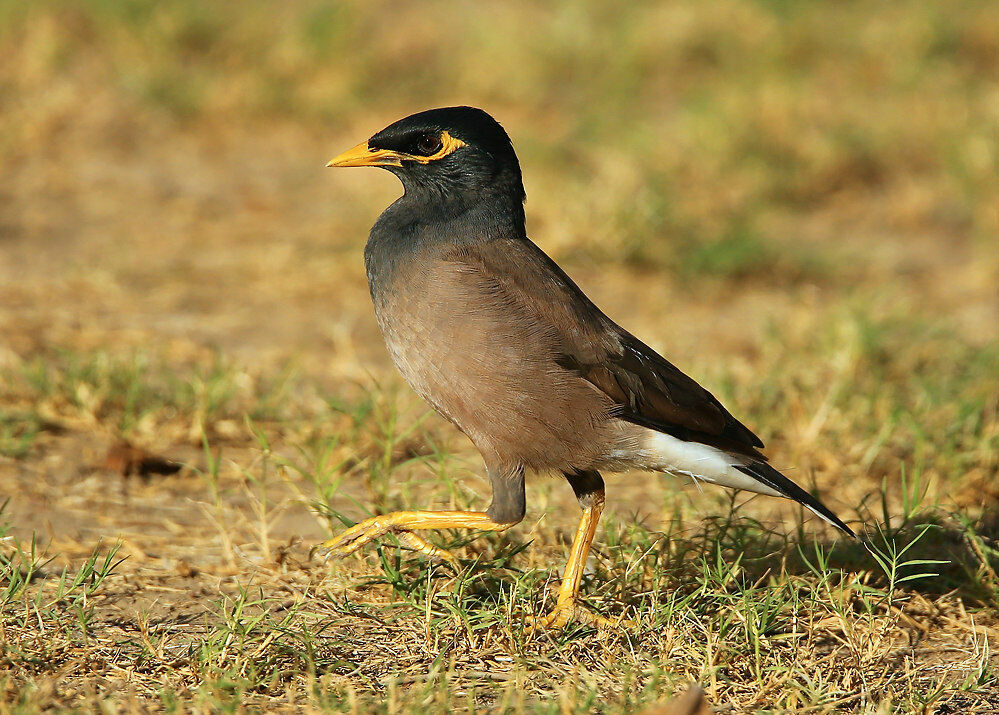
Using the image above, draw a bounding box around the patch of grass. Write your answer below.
[5,457,997,712]
[0,410,41,458]
[1,511,125,666]
[0,348,311,446]
[679,223,775,279]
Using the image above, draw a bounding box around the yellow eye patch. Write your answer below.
[327,131,467,168]
[408,131,467,164]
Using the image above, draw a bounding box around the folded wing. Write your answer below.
[447,237,766,460]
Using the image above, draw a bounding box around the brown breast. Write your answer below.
[371,255,625,472]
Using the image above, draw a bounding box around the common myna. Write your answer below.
[323,107,855,628]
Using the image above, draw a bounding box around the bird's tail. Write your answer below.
[733,462,856,538]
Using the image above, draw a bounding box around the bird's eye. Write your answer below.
[415,133,443,156]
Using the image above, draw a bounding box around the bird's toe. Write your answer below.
[396,531,460,567]
[316,517,393,559]
[316,514,463,566]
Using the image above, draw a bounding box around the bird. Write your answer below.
[322,106,856,628]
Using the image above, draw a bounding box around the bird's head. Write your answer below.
[328,107,526,208]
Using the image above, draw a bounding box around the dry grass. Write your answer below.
[1,1,998,711]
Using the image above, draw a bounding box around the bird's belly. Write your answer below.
[371,287,616,470]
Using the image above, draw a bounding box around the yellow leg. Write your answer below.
[530,493,628,629]
[318,510,513,565]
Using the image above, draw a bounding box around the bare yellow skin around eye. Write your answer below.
[327,130,467,168]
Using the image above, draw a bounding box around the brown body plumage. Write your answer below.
[323,106,855,628]
[375,237,635,473]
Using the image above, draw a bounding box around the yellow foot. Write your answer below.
[318,514,458,567]
[528,600,632,630]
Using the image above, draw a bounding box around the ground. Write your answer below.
[1,1,998,712]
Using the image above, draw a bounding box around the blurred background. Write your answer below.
[2,0,998,535]
[1,0,998,708]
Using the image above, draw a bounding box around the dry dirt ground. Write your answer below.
[2,2,999,712]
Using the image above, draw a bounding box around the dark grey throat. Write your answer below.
[364,187,526,301]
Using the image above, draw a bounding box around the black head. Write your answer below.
[328,107,525,207]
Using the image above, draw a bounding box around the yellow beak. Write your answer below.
[326,141,404,168]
